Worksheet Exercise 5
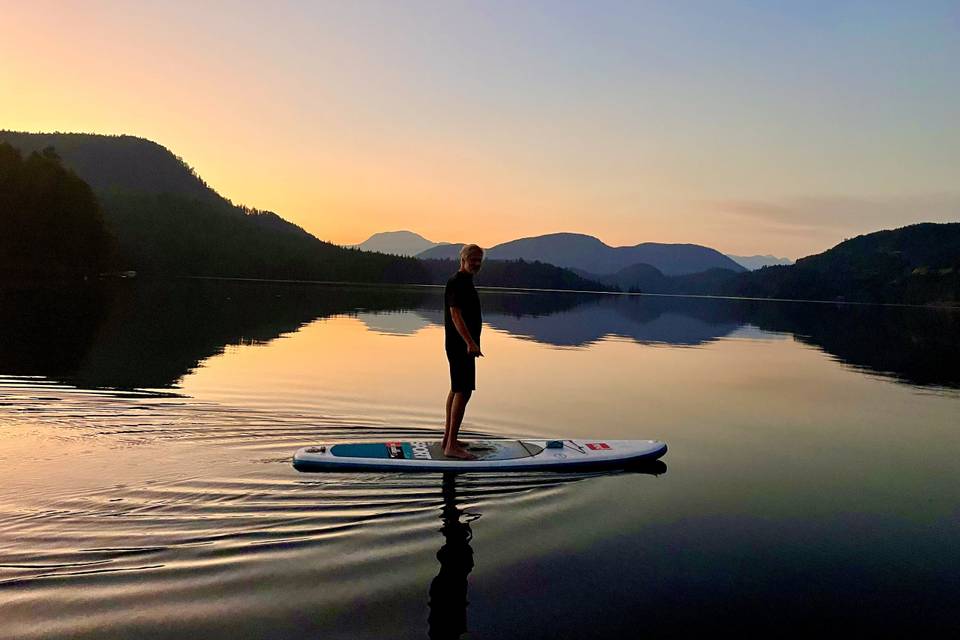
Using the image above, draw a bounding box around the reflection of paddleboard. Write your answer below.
[292,439,667,472]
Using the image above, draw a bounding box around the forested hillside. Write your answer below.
[726,223,960,305]
[0,132,429,283]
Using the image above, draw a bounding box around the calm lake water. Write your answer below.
[1,280,959,638]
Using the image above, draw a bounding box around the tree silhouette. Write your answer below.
[0,142,116,279]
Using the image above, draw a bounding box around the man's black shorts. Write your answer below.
[447,352,476,392]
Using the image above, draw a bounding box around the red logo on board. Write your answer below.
[586,442,611,450]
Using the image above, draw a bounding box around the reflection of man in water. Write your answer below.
[442,244,484,460]
[428,473,476,639]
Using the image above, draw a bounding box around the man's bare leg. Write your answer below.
[444,391,474,459]
[443,390,470,450]
[442,390,455,449]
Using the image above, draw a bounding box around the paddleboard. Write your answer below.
[292,439,667,472]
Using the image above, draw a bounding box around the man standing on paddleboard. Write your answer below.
[443,244,484,460]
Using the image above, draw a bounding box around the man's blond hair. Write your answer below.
[459,244,484,260]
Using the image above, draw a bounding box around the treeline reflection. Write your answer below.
[1,280,957,390]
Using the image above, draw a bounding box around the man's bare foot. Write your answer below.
[443,445,476,460]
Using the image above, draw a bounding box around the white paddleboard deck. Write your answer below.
[293,439,667,472]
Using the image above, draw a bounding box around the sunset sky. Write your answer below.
[3,0,958,258]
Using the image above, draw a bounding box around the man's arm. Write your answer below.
[450,307,483,356]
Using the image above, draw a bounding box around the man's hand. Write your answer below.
[467,342,484,357]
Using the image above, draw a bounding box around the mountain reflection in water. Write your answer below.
[1,279,958,390]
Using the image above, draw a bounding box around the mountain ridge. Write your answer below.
[725,223,960,305]
[0,131,430,283]
[4,132,955,304]
[417,232,746,276]
[352,229,792,273]
[727,254,794,270]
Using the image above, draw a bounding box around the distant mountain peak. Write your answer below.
[524,231,605,242]
[368,230,431,241]
[352,230,450,256]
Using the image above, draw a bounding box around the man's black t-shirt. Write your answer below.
[444,271,481,354]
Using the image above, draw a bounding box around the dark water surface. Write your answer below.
[1,280,958,638]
